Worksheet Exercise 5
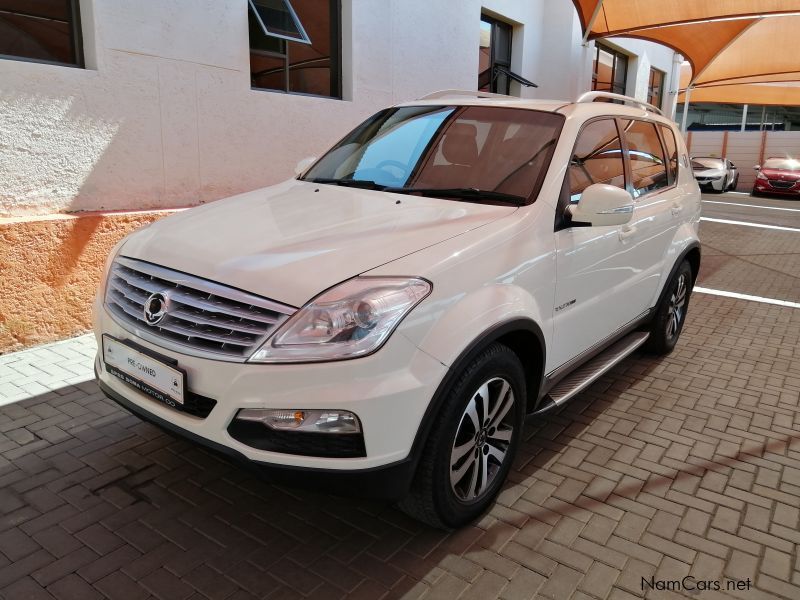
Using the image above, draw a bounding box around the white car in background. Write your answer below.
[691,156,738,192]
[94,90,701,528]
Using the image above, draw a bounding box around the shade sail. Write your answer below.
[573,2,800,91]
[573,0,800,37]
[675,63,800,105]
[678,82,800,105]
[620,18,758,83]
[690,16,800,86]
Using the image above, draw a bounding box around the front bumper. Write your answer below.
[753,180,800,195]
[695,176,725,191]
[93,301,448,496]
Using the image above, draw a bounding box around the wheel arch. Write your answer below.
[407,318,546,474]
[654,241,701,312]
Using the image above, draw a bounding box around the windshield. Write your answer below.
[691,157,724,170]
[763,158,800,171]
[302,105,564,204]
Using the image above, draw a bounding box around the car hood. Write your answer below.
[120,179,515,306]
[760,168,800,180]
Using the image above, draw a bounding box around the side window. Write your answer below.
[622,120,668,198]
[659,124,679,185]
[568,119,626,202]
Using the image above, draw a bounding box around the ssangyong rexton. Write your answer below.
[94,91,701,528]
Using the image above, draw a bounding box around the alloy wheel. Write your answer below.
[666,273,687,340]
[449,377,515,502]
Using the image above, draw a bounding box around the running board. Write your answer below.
[532,331,650,416]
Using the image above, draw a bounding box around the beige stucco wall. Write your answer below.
[0,211,174,352]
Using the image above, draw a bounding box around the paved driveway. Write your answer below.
[0,192,799,600]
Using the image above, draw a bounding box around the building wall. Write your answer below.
[0,0,679,218]
[0,0,678,352]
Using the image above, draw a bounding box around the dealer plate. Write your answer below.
[102,335,185,406]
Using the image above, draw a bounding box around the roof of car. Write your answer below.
[397,92,676,127]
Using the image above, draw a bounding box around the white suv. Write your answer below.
[94,90,700,528]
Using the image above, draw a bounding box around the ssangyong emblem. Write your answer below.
[143,291,170,326]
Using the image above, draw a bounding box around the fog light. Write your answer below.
[236,408,361,434]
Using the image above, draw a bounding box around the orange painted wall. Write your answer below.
[0,210,176,353]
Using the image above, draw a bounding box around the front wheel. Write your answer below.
[644,260,693,355]
[398,343,525,529]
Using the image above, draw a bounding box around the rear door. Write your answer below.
[615,118,678,317]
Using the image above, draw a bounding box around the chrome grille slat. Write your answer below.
[168,308,267,335]
[168,290,280,325]
[156,319,256,347]
[104,257,296,361]
[111,265,280,326]
[108,279,149,306]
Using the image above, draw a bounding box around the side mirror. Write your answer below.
[294,156,317,177]
[754,165,761,171]
[568,184,634,227]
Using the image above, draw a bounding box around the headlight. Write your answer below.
[248,277,431,363]
[756,171,768,181]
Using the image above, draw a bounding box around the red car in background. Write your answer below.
[752,157,800,197]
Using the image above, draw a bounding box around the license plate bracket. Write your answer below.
[102,334,186,408]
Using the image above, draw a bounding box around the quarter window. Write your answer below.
[622,120,668,198]
[249,0,341,98]
[659,124,679,185]
[569,119,626,202]
[0,0,83,66]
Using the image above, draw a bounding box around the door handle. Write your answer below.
[671,203,684,215]
[619,225,637,241]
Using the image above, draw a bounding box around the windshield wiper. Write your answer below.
[385,187,526,205]
[306,177,387,190]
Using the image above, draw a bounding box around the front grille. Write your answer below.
[768,180,795,189]
[105,257,295,361]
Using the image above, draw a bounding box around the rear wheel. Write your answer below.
[644,260,692,355]
[398,343,525,529]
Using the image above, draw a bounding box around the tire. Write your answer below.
[398,343,526,529]
[644,260,693,355]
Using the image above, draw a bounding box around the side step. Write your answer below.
[532,331,650,416]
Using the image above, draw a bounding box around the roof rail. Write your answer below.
[576,91,664,116]
[418,89,517,101]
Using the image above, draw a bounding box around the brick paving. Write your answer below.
[0,192,799,599]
